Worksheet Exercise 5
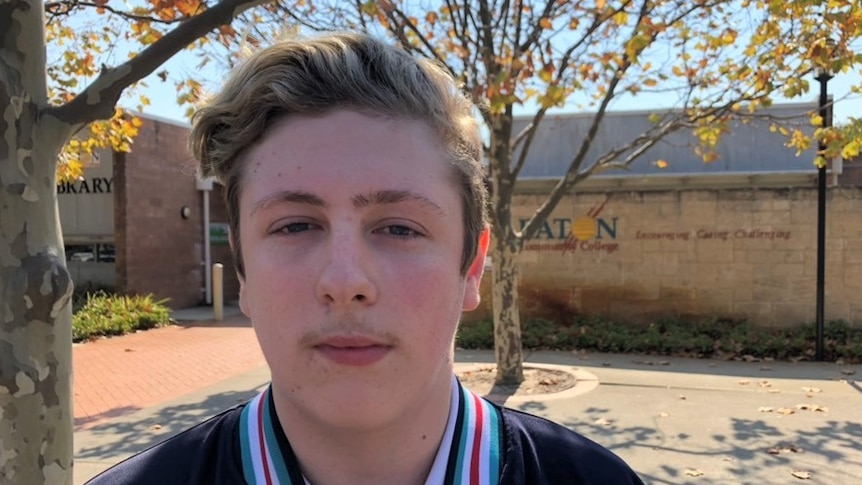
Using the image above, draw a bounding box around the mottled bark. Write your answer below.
[2,0,276,482]
[1,2,75,484]
[490,242,524,385]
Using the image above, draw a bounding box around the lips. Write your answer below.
[314,336,392,366]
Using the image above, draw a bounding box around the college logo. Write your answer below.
[522,198,619,254]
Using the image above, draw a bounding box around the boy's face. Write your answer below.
[236,110,487,430]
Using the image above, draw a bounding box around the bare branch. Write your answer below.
[46,1,190,25]
[520,0,653,241]
[45,0,269,125]
[386,4,458,79]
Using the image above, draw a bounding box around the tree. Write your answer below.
[255,0,862,384]
[0,1,271,482]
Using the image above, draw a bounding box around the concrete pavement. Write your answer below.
[73,310,862,484]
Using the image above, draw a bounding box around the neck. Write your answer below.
[273,371,454,485]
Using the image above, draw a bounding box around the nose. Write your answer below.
[315,233,378,306]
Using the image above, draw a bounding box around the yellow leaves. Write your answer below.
[538,64,555,84]
[654,159,668,169]
[56,157,85,184]
[786,129,811,155]
[538,85,567,109]
[625,34,651,62]
[539,17,553,30]
[810,114,824,127]
[612,11,629,27]
[841,140,861,160]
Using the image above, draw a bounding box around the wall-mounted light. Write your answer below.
[180,206,191,219]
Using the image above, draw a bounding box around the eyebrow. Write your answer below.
[352,190,444,214]
[250,189,444,216]
[251,190,326,216]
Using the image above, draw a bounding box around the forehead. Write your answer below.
[238,110,461,207]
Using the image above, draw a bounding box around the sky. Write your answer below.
[126,46,862,128]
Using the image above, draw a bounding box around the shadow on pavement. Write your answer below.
[76,388,259,461]
[549,407,862,484]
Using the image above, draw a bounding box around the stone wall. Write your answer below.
[467,187,862,327]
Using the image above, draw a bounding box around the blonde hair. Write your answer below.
[190,32,487,275]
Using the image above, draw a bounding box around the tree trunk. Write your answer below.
[491,241,524,385]
[0,116,75,485]
[2,2,76,483]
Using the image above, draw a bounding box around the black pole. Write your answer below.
[815,71,832,362]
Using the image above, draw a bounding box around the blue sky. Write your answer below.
[123,41,862,127]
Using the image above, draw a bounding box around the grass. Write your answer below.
[456,315,862,363]
[72,292,172,342]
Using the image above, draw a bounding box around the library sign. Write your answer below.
[57,177,113,194]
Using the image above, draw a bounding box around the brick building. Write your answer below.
[62,115,240,309]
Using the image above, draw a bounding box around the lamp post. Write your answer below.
[815,68,832,362]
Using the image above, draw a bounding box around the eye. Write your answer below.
[275,222,318,234]
[378,224,422,238]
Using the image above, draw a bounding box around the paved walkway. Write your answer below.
[73,309,862,484]
[73,311,265,430]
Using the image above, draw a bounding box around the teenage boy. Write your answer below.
[87,32,644,485]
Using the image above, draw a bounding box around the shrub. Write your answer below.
[72,293,171,342]
[454,314,862,363]
[72,283,116,314]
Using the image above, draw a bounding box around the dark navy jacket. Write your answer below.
[87,401,644,484]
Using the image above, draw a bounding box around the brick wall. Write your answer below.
[468,187,862,328]
[114,118,204,308]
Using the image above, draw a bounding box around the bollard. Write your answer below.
[213,263,224,321]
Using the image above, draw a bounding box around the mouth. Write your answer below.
[314,336,393,367]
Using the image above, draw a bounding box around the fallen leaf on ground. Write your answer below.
[742,354,760,362]
[801,387,822,393]
[841,369,856,376]
[738,379,751,385]
[150,424,162,430]
[777,407,795,415]
[768,443,803,454]
[722,457,735,462]
[758,380,772,388]
[768,389,781,394]
[795,403,828,412]
[658,412,670,418]
[758,406,774,412]
[791,470,812,479]
[679,394,687,400]
[684,469,704,477]
[538,378,558,386]
[594,418,613,426]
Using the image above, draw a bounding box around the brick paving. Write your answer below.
[72,314,265,430]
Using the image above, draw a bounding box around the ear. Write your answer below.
[462,227,490,312]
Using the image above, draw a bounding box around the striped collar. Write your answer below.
[238,377,502,485]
